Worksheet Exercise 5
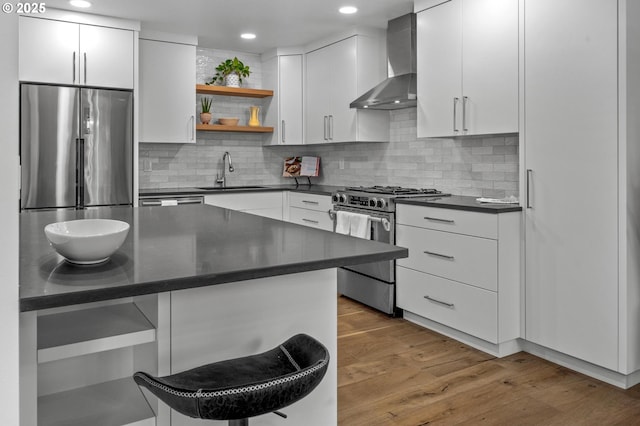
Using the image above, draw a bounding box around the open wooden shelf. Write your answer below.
[196,84,273,98]
[196,124,274,133]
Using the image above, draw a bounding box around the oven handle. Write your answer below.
[329,210,391,232]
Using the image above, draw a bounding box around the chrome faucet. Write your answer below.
[216,151,234,187]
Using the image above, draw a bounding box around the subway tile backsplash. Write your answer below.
[140,48,519,199]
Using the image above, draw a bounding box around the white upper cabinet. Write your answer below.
[19,18,79,85]
[416,0,518,138]
[139,37,196,143]
[305,43,334,143]
[79,25,134,89]
[305,34,389,144]
[19,16,134,89]
[262,52,304,145]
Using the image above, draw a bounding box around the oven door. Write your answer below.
[334,206,395,283]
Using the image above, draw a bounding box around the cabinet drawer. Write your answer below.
[397,204,497,239]
[397,224,497,291]
[289,192,332,212]
[289,207,333,231]
[397,266,498,343]
[204,192,283,210]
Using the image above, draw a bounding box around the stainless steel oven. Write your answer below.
[331,186,447,315]
[333,204,396,314]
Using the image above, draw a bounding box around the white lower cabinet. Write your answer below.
[397,267,498,343]
[396,204,520,356]
[287,192,333,231]
[204,192,284,220]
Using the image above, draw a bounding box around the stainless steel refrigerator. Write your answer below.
[20,83,133,210]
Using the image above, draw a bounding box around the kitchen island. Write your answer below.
[19,205,407,426]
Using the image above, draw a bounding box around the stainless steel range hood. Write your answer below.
[350,13,417,110]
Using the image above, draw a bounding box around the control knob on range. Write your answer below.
[377,198,387,209]
[332,193,347,203]
[369,198,377,208]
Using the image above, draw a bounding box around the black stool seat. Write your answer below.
[134,334,329,421]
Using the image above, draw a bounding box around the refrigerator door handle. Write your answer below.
[76,138,85,208]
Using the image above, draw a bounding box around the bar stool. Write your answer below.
[134,333,330,425]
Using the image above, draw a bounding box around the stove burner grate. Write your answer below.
[344,185,443,196]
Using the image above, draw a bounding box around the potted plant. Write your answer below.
[200,97,212,124]
[207,57,251,87]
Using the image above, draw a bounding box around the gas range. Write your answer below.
[332,185,449,212]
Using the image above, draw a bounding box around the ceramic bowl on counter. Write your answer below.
[44,219,130,265]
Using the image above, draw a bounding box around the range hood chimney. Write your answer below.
[350,13,417,110]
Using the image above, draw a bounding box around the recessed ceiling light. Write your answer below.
[69,0,92,7]
[339,6,358,14]
[241,33,256,40]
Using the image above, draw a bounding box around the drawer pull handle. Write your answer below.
[302,218,319,224]
[424,295,455,308]
[424,216,454,224]
[423,250,455,260]
[302,200,320,205]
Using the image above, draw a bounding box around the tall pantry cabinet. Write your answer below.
[523,0,640,382]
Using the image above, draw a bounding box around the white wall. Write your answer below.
[0,11,20,426]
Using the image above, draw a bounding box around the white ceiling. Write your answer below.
[44,0,414,53]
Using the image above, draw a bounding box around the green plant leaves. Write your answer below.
[209,56,252,84]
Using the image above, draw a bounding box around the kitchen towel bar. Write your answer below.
[328,210,391,232]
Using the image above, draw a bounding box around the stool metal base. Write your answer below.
[229,419,248,426]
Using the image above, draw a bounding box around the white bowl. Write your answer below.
[44,219,130,265]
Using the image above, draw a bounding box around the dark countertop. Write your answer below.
[139,184,343,197]
[19,205,407,312]
[395,195,523,213]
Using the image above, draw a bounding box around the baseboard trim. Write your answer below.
[403,311,522,358]
[522,341,640,389]
[402,310,640,389]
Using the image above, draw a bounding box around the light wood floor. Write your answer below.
[337,295,640,425]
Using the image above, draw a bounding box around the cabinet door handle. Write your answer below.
[526,169,533,208]
[190,115,195,141]
[323,116,328,140]
[302,200,319,205]
[302,218,319,224]
[83,52,87,85]
[72,52,76,83]
[462,96,469,132]
[453,97,459,133]
[424,216,454,224]
[423,250,455,260]
[282,120,286,143]
[424,295,455,308]
[329,115,334,140]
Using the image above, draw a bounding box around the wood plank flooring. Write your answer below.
[337,295,640,425]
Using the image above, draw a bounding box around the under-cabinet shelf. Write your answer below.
[196,84,273,98]
[196,124,274,133]
[38,377,155,426]
[37,303,156,364]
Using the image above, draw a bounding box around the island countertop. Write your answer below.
[20,205,407,312]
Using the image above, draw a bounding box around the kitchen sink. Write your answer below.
[196,186,268,191]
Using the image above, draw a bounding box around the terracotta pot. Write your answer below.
[200,112,212,124]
